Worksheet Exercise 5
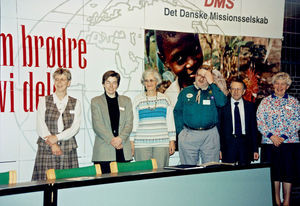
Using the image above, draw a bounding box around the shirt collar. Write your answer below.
[193,83,200,90]
[231,97,243,105]
[53,93,68,105]
[193,82,208,91]
[105,91,118,99]
[271,93,288,99]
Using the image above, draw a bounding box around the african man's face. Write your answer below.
[159,33,203,88]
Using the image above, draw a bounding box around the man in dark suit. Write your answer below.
[219,77,259,165]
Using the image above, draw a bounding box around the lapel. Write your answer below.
[226,100,233,131]
[99,94,111,127]
[100,94,126,129]
[243,98,249,133]
[118,95,125,126]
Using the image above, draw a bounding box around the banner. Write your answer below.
[145,0,285,38]
[0,0,285,182]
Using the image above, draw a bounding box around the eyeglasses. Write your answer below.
[230,88,244,91]
[144,79,157,83]
[54,78,68,82]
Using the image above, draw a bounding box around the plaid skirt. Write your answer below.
[32,139,79,181]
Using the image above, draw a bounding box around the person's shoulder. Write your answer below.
[286,95,299,107]
[242,98,255,109]
[68,95,78,101]
[181,85,194,93]
[133,92,145,102]
[66,96,80,105]
[157,92,171,104]
[119,95,132,102]
[91,94,104,103]
[243,98,254,105]
[44,94,53,100]
[287,94,298,102]
[157,91,168,98]
[260,95,272,103]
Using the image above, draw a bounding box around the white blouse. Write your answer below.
[36,93,81,141]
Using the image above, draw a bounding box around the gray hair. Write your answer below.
[141,69,162,87]
[272,72,292,87]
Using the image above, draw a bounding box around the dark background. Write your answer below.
[281,1,300,205]
[282,0,300,100]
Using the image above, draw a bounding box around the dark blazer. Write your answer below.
[219,97,258,162]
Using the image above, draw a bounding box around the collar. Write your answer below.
[53,93,68,105]
[231,97,243,105]
[105,91,118,99]
[193,82,208,91]
[271,93,288,99]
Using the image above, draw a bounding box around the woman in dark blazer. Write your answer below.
[91,70,133,173]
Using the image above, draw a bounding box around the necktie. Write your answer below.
[234,102,242,136]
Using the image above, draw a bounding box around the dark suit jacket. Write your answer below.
[219,97,258,162]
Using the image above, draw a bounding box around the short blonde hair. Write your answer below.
[53,68,72,81]
[141,69,162,86]
[272,72,292,86]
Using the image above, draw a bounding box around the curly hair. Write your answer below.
[271,72,292,86]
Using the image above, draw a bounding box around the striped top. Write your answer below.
[130,92,176,148]
[257,93,299,144]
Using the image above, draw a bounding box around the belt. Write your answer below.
[184,124,215,131]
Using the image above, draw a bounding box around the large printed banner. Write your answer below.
[145,0,285,38]
[0,0,285,182]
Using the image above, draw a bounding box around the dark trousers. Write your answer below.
[223,135,250,166]
[94,149,128,174]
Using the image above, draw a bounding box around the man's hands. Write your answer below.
[203,70,214,84]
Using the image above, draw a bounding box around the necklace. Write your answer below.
[145,92,158,110]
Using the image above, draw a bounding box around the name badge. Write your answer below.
[203,100,211,105]
[119,106,125,111]
[69,110,75,114]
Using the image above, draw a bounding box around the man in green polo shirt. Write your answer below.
[174,67,227,165]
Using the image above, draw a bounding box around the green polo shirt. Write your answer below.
[174,83,227,134]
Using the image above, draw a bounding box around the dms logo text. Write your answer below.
[204,0,235,9]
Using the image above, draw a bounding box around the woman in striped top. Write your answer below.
[130,69,176,168]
